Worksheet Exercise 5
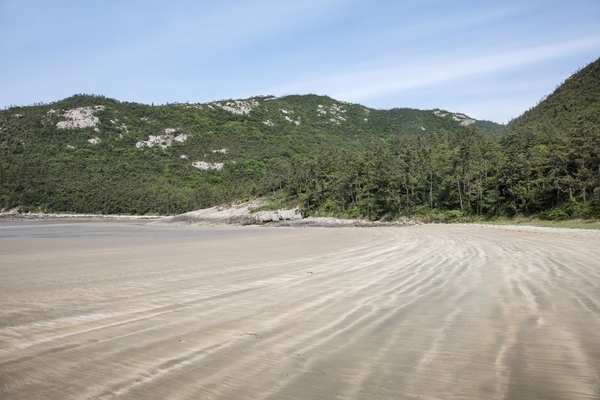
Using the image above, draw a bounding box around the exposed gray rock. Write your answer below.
[136,132,188,149]
[214,100,259,115]
[152,200,264,226]
[278,208,303,220]
[56,106,103,129]
[152,202,304,226]
[255,208,303,223]
[191,161,224,170]
[255,211,280,222]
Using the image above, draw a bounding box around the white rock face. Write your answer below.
[180,155,188,159]
[318,104,346,124]
[263,120,274,126]
[433,109,476,126]
[212,148,228,154]
[330,103,345,114]
[192,161,224,170]
[153,199,269,226]
[452,113,476,126]
[277,208,303,220]
[285,116,301,125]
[214,100,259,115]
[56,106,104,129]
[279,109,301,125]
[88,137,101,145]
[255,211,280,222]
[109,119,129,133]
[255,208,303,222]
[136,133,188,149]
[173,134,188,142]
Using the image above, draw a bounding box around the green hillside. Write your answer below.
[501,58,600,219]
[0,93,499,215]
[2,57,598,221]
[265,57,600,220]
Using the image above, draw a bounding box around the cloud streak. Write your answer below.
[269,35,600,102]
[1,0,599,122]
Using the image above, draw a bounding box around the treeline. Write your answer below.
[261,124,600,221]
[0,143,266,215]
[0,92,502,216]
[261,58,600,221]
[1,58,598,219]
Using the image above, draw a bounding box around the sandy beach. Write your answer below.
[1,221,599,399]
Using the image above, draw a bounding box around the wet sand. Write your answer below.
[1,222,599,399]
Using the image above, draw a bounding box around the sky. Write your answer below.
[1,0,599,123]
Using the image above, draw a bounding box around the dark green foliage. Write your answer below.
[274,127,505,220]
[0,92,502,215]
[267,58,600,220]
[499,57,600,219]
[1,57,599,219]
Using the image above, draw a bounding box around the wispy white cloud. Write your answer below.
[267,35,600,102]
[98,0,352,60]
[1,0,599,121]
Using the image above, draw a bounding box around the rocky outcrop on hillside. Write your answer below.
[55,106,104,129]
[214,100,259,115]
[136,129,188,149]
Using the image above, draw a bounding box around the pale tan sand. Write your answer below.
[1,222,600,399]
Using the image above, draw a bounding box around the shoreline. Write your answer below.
[3,210,599,234]
[0,211,163,222]
[1,223,599,398]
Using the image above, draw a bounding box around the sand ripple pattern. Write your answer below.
[1,224,600,399]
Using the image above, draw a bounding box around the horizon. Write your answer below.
[1,0,599,123]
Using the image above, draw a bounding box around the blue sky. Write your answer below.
[1,0,599,123]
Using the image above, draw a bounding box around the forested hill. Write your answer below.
[509,58,600,132]
[257,58,600,221]
[1,57,598,221]
[0,93,500,215]
[499,57,600,219]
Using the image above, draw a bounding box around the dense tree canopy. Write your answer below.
[1,58,599,220]
[272,59,600,220]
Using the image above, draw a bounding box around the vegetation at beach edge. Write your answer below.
[253,57,600,224]
[1,58,599,225]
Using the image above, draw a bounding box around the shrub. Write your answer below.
[444,210,465,222]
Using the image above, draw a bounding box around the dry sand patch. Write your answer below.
[0,223,599,399]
